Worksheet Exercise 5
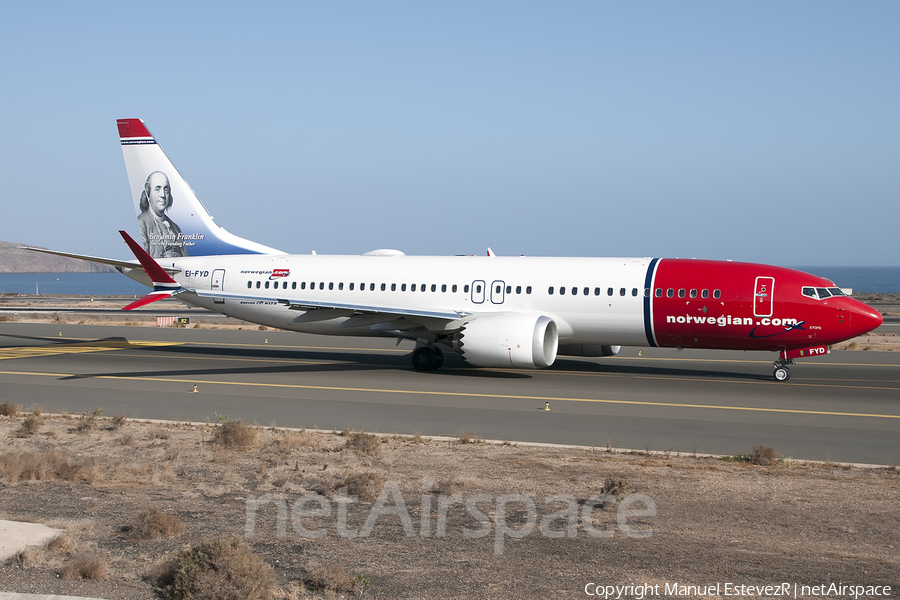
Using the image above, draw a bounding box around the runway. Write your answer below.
[1,322,898,465]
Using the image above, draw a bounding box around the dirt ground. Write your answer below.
[0,416,898,599]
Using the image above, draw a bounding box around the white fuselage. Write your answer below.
[127,253,654,346]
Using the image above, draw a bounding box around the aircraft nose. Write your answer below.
[850,301,883,336]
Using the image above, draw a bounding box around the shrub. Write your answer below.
[458,431,481,444]
[153,537,276,600]
[75,408,104,433]
[213,420,257,450]
[750,445,780,466]
[16,407,44,437]
[344,471,383,502]
[0,401,21,417]
[345,432,382,458]
[60,551,109,580]
[110,413,127,430]
[128,508,185,540]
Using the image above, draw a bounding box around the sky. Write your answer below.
[1,2,898,266]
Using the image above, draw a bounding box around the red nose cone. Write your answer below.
[851,302,883,337]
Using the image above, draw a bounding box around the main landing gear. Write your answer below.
[412,346,444,371]
[773,358,793,382]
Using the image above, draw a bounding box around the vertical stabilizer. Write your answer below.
[117,118,283,258]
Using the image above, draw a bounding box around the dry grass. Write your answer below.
[344,432,382,458]
[127,508,185,540]
[0,401,21,417]
[110,413,128,431]
[212,420,258,450]
[435,473,460,495]
[16,406,45,437]
[75,408,105,433]
[147,427,170,440]
[458,430,482,444]
[271,429,317,453]
[751,445,781,466]
[152,537,276,600]
[344,471,384,502]
[60,551,110,580]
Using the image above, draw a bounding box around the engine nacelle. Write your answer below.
[452,314,558,368]
[558,344,621,357]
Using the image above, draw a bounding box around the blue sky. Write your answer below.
[2,2,898,265]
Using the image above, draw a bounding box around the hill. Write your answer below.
[0,240,114,273]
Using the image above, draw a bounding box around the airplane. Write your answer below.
[25,118,883,382]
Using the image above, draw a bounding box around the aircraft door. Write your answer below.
[490,280,505,304]
[471,280,485,304]
[753,276,774,317]
[211,269,225,304]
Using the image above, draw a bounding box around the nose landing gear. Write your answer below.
[773,358,793,382]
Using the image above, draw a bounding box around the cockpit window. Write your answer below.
[802,287,817,299]
[828,287,845,297]
[816,287,832,299]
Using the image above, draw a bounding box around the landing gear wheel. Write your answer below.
[433,347,444,369]
[412,347,438,371]
[773,366,791,382]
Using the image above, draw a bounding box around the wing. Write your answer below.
[190,288,476,334]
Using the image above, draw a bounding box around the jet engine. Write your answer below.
[452,314,558,368]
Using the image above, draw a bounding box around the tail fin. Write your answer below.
[116,118,284,258]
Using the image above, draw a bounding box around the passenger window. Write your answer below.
[292,282,297,290]
[370,283,375,291]
[431,284,437,292]
[560,287,566,295]
[632,288,638,297]
[338,282,343,290]
[411,284,417,292]
[582,287,588,295]
[713,289,721,299]
[608,287,613,296]
[255,281,260,289]
[507,285,512,294]
[319,282,325,290]
[678,289,685,298]
[391,283,397,291]
[548,286,554,295]
[453,284,458,293]
[464,285,469,293]
[265,281,270,289]
[655,288,662,298]
[701,289,708,299]
[348,283,353,290]
[667,289,674,298]
[401,284,407,292]
[572,287,577,295]
[381,283,386,291]
[516,286,521,294]
[475,284,482,293]
[689,289,697,298]
[247,281,252,289]
[594,287,600,296]
[301,282,306,290]
[526,286,532,294]
[619,288,626,297]
[329,282,334,290]
[643,288,650,297]
[442,284,447,292]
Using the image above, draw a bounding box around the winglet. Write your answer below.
[119,230,182,310]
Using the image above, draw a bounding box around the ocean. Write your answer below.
[1,267,899,296]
